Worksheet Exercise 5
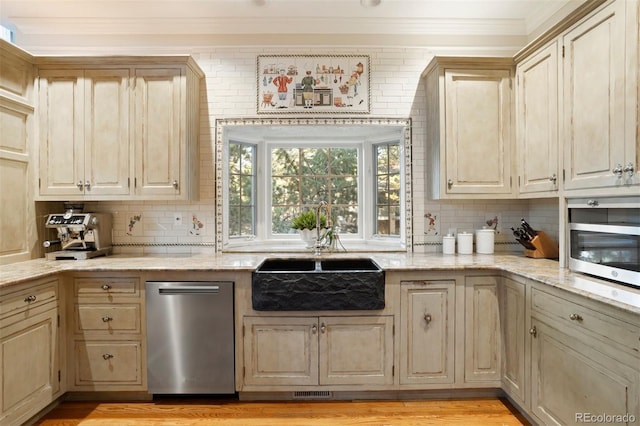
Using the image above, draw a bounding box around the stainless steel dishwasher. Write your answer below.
[146,281,235,394]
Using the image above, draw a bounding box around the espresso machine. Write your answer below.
[43,208,113,260]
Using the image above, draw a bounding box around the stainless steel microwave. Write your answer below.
[568,197,640,288]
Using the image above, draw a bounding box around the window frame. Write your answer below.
[216,118,412,252]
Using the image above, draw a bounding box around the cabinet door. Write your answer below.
[400,280,455,385]
[319,316,394,386]
[84,69,131,197]
[530,319,639,426]
[444,68,513,196]
[500,277,527,406]
[243,317,318,386]
[464,276,500,384]
[134,68,183,198]
[38,69,85,197]
[562,0,626,191]
[516,42,559,196]
[0,308,58,426]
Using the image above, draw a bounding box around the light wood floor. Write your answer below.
[35,397,530,425]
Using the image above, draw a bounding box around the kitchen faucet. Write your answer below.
[314,201,331,256]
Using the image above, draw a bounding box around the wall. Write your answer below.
[65,46,559,256]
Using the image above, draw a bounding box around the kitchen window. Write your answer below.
[216,118,412,252]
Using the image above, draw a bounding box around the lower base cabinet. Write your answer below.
[400,280,455,385]
[530,319,639,425]
[0,278,60,426]
[500,277,527,407]
[243,315,394,387]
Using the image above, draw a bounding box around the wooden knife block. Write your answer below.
[524,231,559,259]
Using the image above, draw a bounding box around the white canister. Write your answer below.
[442,235,455,254]
[476,228,495,254]
[457,232,473,254]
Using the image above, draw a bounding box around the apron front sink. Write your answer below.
[252,258,385,311]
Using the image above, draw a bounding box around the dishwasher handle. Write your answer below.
[158,286,220,295]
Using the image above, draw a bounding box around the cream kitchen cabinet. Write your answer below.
[464,276,500,385]
[0,277,61,426]
[528,283,640,425]
[36,57,202,201]
[499,276,527,408]
[68,274,145,391]
[425,57,515,199]
[0,40,37,264]
[399,280,455,385]
[561,0,639,193]
[242,315,394,388]
[38,68,131,199]
[515,42,559,197]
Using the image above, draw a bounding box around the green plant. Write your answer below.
[290,209,327,230]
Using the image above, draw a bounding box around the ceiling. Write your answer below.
[0,0,584,53]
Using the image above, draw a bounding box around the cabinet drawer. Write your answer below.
[0,279,58,320]
[74,340,142,386]
[74,277,140,298]
[531,287,640,354]
[74,304,141,334]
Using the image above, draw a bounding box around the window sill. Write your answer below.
[222,239,406,253]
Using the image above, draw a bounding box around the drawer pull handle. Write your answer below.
[569,313,583,321]
[424,313,432,324]
[24,295,37,303]
[101,284,111,290]
[102,353,114,360]
[102,316,113,322]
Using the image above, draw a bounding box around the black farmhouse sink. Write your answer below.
[252,257,385,311]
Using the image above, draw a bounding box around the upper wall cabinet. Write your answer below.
[425,57,515,199]
[36,57,203,201]
[561,0,638,194]
[38,69,131,198]
[515,42,559,197]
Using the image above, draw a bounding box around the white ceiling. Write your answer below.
[1,0,585,53]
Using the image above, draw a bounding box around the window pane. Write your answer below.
[333,206,358,234]
[229,142,256,237]
[272,148,300,175]
[272,176,301,205]
[375,142,400,236]
[271,146,358,235]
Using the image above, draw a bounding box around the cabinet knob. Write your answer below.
[586,199,599,207]
[77,181,84,191]
[424,313,432,324]
[569,313,583,321]
[548,173,557,184]
[24,295,37,303]
[311,324,317,334]
[102,316,113,322]
[101,284,111,290]
[85,180,91,190]
[612,164,624,177]
[623,162,635,178]
[529,326,537,337]
[320,323,326,334]
[172,180,179,190]
[102,353,114,360]
[447,179,453,189]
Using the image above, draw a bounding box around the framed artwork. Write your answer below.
[257,55,370,114]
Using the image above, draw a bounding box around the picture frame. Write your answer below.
[257,55,370,114]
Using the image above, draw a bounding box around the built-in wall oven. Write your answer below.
[568,197,640,288]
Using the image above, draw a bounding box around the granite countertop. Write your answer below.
[1,252,639,315]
